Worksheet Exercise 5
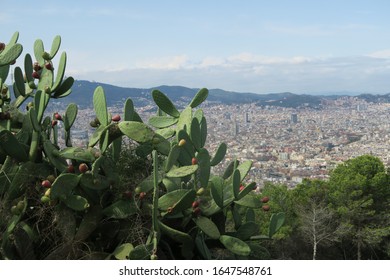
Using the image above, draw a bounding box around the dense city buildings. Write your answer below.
[56,96,390,188]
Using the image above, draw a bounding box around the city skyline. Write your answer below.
[2,1,390,94]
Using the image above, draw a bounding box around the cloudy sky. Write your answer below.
[2,0,390,94]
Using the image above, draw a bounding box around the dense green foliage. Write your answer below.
[257,155,390,259]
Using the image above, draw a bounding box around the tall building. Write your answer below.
[291,113,298,124]
[232,121,239,136]
[245,112,250,123]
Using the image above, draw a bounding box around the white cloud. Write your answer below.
[135,55,190,70]
[368,49,390,59]
[68,52,390,94]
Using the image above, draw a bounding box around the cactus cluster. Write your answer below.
[0,32,284,260]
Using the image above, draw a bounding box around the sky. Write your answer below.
[2,0,390,94]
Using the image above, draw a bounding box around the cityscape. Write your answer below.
[51,92,390,188]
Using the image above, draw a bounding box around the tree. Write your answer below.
[293,179,338,260]
[328,155,390,259]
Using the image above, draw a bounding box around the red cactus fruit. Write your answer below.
[79,163,89,173]
[51,120,58,127]
[192,200,200,208]
[111,114,121,122]
[32,71,40,79]
[261,196,270,203]
[139,192,146,200]
[67,165,75,173]
[45,62,53,70]
[54,113,62,120]
[239,184,245,191]
[0,42,5,51]
[262,205,270,211]
[33,62,41,71]
[41,180,52,188]
[191,157,198,165]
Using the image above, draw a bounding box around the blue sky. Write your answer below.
[2,0,390,94]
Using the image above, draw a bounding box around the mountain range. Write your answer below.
[58,80,390,108]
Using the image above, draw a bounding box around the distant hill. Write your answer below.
[38,80,390,108]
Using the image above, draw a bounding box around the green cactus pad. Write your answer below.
[0,44,23,66]
[219,235,251,256]
[237,160,252,182]
[51,173,80,200]
[210,143,227,166]
[155,127,175,139]
[37,67,53,92]
[194,216,221,239]
[52,52,66,92]
[42,140,68,172]
[52,76,74,98]
[190,88,209,108]
[6,162,52,201]
[136,174,157,194]
[158,189,196,213]
[196,115,206,145]
[197,148,211,188]
[237,182,257,200]
[234,194,262,208]
[23,53,33,83]
[34,90,50,124]
[124,98,135,121]
[129,243,154,260]
[269,212,285,238]
[193,108,204,123]
[74,205,102,241]
[195,235,212,259]
[79,173,111,190]
[64,194,89,211]
[149,115,178,128]
[63,103,78,131]
[164,144,180,172]
[14,67,25,97]
[189,88,208,108]
[0,66,10,84]
[111,137,122,162]
[162,178,180,192]
[0,130,28,162]
[246,208,255,223]
[166,165,198,178]
[232,169,241,199]
[93,86,109,126]
[210,176,224,208]
[33,39,45,66]
[28,108,41,132]
[102,199,138,219]
[158,220,193,244]
[50,35,61,59]
[119,121,155,143]
[135,143,153,157]
[89,124,106,147]
[152,133,171,156]
[176,106,192,134]
[59,147,95,162]
[232,206,242,229]
[176,130,195,166]
[222,160,238,180]
[112,243,134,260]
[236,222,260,240]
[190,118,201,150]
[152,89,180,118]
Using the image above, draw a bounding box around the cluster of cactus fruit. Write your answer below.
[0,33,285,260]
